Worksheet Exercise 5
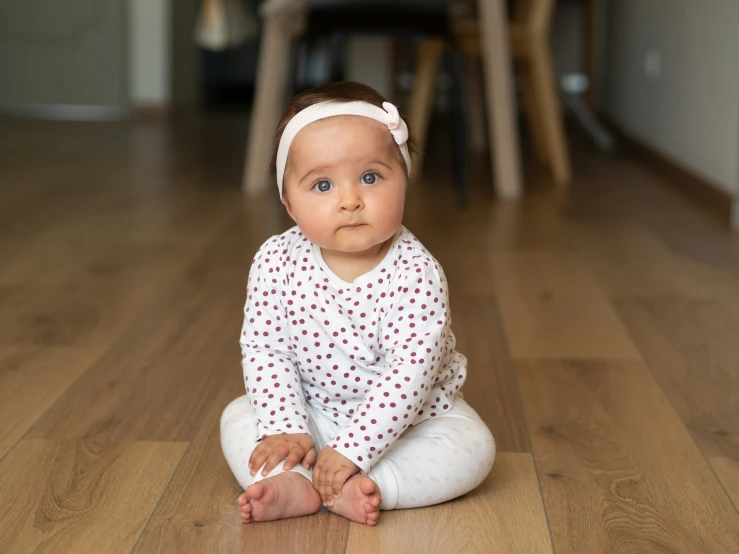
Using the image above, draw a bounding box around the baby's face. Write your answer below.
[282,115,406,254]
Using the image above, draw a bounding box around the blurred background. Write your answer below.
[3,3,739,552]
[0,0,737,220]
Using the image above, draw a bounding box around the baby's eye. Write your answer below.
[314,180,332,192]
[362,172,378,185]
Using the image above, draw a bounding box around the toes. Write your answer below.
[369,495,381,508]
[237,493,249,506]
[246,482,265,500]
[365,499,380,512]
[358,477,377,496]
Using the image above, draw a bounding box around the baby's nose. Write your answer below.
[338,190,363,211]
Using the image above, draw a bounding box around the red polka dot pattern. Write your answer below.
[240,226,467,472]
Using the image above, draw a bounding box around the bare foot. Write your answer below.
[237,472,321,523]
[328,475,382,526]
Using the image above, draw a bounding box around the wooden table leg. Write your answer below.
[407,38,445,186]
[243,2,305,195]
[477,0,522,200]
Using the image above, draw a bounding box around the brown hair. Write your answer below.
[269,81,417,181]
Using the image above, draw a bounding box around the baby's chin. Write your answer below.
[320,238,381,255]
[311,230,391,255]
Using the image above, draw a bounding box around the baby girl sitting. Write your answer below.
[221,81,495,526]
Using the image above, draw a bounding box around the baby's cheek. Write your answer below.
[376,194,404,228]
[293,208,333,244]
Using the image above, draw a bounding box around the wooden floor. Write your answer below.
[2,115,739,553]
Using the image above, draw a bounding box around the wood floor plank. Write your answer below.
[438,248,497,298]
[134,374,350,554]
[680,259,739,324]
[482,193,575,251]
[0,439,187,554]
[25,210,287,442]
[4,116,739,553]
[0,233,196,287]
[0,346,101,458]
[615,296,739,458]
[654,229,739,269]
[709,457,739,510]
[517,360,739,552]
[570,223,710,297]
[410,190,573,253]
[0,237,208,348]
[24,265,240,442]
[491,250,642,359]
[564,158,722,236]
[345,453,552,554]
[453,296,530,452]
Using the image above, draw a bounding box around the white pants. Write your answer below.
[220,395,495,510]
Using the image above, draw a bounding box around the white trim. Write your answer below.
[0,103,129,121]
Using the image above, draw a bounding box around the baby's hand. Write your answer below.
[312,447,360,506]
[249,433,316,477]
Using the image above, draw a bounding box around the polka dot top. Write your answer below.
[240,225,467,473]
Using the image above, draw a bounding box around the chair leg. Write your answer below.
[528,39,571,185]
[519,67,549,165]
[452,48,468,206]
[243,12,301,194]
[465,54,487,154]
[477,0,523,199]
[407,38,444,185]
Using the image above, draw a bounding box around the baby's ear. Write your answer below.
[282,193,297,222]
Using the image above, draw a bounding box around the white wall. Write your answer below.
[128,0,171,107]
[604,0,739,193]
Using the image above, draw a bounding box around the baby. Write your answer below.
[221,82,495,526]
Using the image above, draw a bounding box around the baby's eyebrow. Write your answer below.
[364,158,394,171]
[297,164,334,185]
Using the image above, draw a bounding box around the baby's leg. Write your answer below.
[367,397,495,510]
[220,395,321,522]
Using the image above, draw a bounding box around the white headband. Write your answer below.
[275,100,412,197]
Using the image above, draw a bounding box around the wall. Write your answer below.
[128,0,171,107]
[604,0,739,193]
[0,0,128,113]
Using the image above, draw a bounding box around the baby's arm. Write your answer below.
[329,258,450,475]
[241,237,312,456]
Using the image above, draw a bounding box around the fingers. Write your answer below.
[311,464,323,498]
[321,469,336,505]
[282,446,304,471]
[302,447,317,469]
[311,452,327,501]
[332,468,353,499]
[248,444,268,477]
[262,446,289,476]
